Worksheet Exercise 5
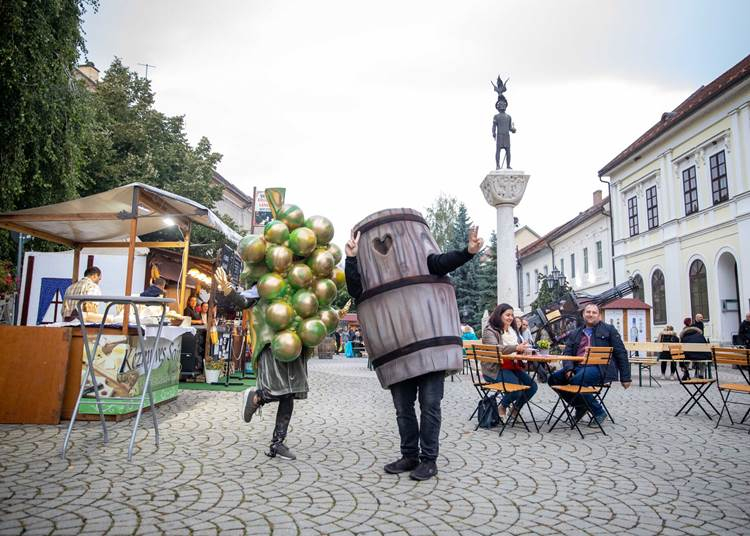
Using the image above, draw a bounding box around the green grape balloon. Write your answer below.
[239,203,347,364]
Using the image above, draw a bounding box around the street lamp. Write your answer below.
[548,266,565,288]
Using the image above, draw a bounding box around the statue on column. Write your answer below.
[491,75,516,170]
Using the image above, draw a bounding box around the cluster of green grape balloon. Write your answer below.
[238,204,346,362]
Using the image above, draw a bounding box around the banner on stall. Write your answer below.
[79,330,183,415]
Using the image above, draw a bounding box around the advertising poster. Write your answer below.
[627,310,647,343]
[252,188,286,234]
[252,191,273,233]
[78,330,184,415]
[604,309,623,336]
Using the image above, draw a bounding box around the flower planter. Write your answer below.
[537,348,549,356]
[205,369,221,384]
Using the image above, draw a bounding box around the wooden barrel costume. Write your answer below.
[353,208,463,388]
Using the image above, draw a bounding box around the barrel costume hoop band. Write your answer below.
[357,275,451,304]
[354,213,428,236]
[370,336,463,369]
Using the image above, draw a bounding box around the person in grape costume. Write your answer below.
[224,195,347,461]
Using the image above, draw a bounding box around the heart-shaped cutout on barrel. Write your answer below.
[373,234,393,255]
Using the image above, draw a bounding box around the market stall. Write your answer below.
[0,183,240,424]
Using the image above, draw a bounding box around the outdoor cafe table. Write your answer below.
[469,352,586,426]
[61,295,174,462]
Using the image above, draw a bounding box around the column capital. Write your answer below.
[480,169,530,207]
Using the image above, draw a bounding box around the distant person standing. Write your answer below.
[657,325,680,380]
[333,329,342,354]
[740,312,750,349]
[680,317,710,379]
[693,313,705,337]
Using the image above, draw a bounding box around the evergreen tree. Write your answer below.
[448,204,482,328]
[531,274,572,311]
[476,231,498,319]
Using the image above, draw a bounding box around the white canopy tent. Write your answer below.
[0,183,241,331]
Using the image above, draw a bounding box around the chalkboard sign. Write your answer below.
[220,244,243,286]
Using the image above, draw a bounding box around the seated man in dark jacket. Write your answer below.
[548,303,631,424]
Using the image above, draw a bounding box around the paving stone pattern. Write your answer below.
[1,357,749,535]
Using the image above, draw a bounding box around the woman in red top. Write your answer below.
[481,303,538,420]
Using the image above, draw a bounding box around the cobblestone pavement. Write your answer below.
[1,357,749,535]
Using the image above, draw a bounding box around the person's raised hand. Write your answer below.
[345,230,361,257]
[467,226,484,254]
[214,267,234,296]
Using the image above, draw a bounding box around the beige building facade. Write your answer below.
[599,55,750,344]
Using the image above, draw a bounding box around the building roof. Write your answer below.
[212,171,253,206]
[601,298,651,310]
[517,196,609,259]
[515,225,541,239]
[599,54,750,176]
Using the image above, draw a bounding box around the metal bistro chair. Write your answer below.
[468,344,537,436]
[671,346,718,419]
[548,347,613,439]
[712,347,750,432]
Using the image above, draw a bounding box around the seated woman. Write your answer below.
[481,303,538,420]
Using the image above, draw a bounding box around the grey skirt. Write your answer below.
[256,345,309,399]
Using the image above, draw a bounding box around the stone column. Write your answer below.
[480,169,530,309]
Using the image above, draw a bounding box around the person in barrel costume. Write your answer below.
[345,209,483,481]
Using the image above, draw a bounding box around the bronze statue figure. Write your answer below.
[492,76,516,169]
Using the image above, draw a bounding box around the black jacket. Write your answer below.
[344,248,474,302]
[657,331,679,360]
[140,284,165,298]
[679,326,710,360]
[562,321,630,383]
[739,320,750,347]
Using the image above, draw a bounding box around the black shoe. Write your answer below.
[383,457,419,474]
[573,407,587,424]
[409,460,438,481]
[242,388,261,423]
[266,442,296,460]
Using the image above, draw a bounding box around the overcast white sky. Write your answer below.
[82,0,750,247]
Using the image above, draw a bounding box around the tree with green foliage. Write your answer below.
[424,193,458,251]
[476,231,498,318]
[80,58,224,208]
[0,0,99,261]
[448,203,483,329]
[531,274,572,312]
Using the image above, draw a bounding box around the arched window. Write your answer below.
[632,274,644,302]
[689,260,710,320]
[651,270,666,325]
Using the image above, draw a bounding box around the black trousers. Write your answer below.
[390,371,445,462]
[260,390,294,445]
